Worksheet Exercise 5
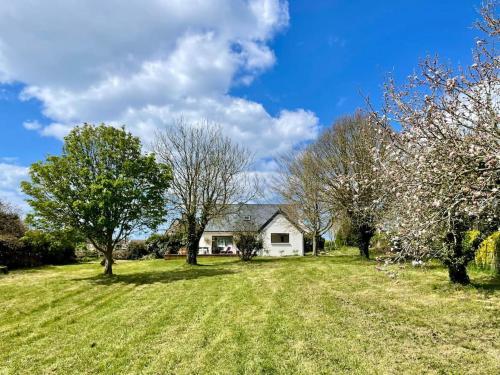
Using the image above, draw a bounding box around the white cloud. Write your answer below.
[0,157,19,163]
[0,163,29,214]
[22,120,42,130]
[0,0,318,170]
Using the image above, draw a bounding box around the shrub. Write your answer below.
[146,233,184,257]
[22,230,77,265]
[115,240,151,260]
[140,253,157,261]
[0,234,42,269]
[324,240,336,252]
[475,232,500,272]
[234,232,263,261]
[75,243,99,261]
[128,240,148,259]
[0,229,79,269]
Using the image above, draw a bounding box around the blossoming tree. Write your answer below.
[372,3,500,284]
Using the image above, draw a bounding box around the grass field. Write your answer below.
[1,248,499,374]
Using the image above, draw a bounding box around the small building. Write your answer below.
[198,204,304,256]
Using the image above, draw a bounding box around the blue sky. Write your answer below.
[235,0,481,123]
[0,0,484,210]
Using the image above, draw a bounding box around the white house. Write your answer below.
[198,204,304,256]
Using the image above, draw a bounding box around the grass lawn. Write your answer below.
[1,248,499,374]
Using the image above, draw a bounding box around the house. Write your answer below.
[198,204,304,256]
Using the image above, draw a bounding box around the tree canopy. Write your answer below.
[370,3,499,283]
[21,124,172,275]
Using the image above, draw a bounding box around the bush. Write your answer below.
[475,232,500,272]
[324,240,336,252]
[128,240,148,259]
[146,233,184,258]
[234,232,263,261]
[0,234,42,269]
[75,243,99,261]
[115,240,150,260]
[22,230,77,265]
[1,230,79,269]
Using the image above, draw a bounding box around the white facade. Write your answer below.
[260,213,304,256]
[198,212,304,257]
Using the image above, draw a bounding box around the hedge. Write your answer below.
[475,232,500,272]
[114,240,151,260]
[0,230,77,270]
[145,233,184,257]
[0,235,43,269]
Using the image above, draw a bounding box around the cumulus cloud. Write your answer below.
[0,0,318,175]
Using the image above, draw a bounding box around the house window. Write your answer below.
[271,233,289,243]
[243,215,251,221]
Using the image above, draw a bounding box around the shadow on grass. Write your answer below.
[471,275,500,295]
[249,257,298,264]
[75,267,238,286]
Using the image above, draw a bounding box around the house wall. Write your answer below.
[198,214,304,256]
[198,231,237,254]
[260,214,304,256]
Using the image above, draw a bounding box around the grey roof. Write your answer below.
[204,204,283,232]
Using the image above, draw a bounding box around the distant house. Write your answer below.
[198,204,304,256]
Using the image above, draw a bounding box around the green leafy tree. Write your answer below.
[21,124,172,275]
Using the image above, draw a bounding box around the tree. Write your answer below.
[21,124,171,275]
[312,112,391,259]
[371,3,500,284]
[154,120,255,265]
[0,200,25,238]
[274,149,332,256]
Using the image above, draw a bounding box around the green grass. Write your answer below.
[1,248,499,374]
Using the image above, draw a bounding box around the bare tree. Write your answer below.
[312,112,391,259]
[274,149,333,256]
[154,120,255,265]
[0,199,25,238]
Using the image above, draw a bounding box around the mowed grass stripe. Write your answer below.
[0,249,499,374]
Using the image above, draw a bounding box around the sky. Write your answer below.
[0,0,485,212]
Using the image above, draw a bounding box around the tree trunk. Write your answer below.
[358,224,374,259]
[359,239,370,259]
[312,235,318,256]
[447,263,470,285]
[103,250,113,276]
[186,216,199,265]
[444,227,471,285]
